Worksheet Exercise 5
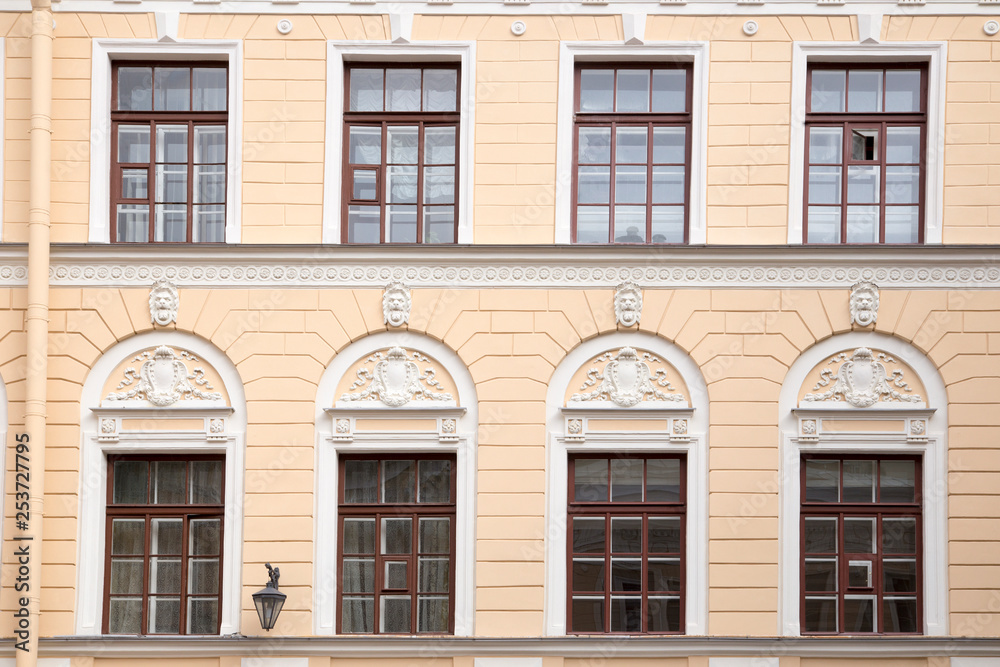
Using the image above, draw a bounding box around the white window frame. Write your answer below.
[314,332,477,635]
[323,42,476,244]
[545,332,709,636]
[555,42,709,245]
[787,42,947,245]
[778,332,948,636]
[88,40,243,244]
[75,332,246,635]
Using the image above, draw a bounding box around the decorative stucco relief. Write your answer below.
[614,282,642,327]
[383,281,411,327]
[105,346,224,406]
[149,279,179,326]
[850,281,879,327]
[340,346,453,407]
[569,346,686,408]
[803,347,923,408]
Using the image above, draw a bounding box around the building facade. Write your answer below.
[0,0,999,665]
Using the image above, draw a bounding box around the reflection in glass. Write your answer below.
[848,70,883,113]
[811,70,846,112]
[809,127,842,164]
[580,70,614,112]
[651,70,686,112]
[885,70,921,113]
[616,70,650,113]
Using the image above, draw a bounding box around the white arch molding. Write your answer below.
[313,331,478,635]
[544,331,709,636]
[74,332,247,635]
[778,332,949,636]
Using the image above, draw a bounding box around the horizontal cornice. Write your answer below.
[0,243,992,289]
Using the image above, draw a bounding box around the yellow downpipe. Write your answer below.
[18,0,52,665]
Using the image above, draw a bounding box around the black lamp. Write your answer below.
[252,563,286,631]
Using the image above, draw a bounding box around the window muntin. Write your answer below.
[804,65,926,244]
[572,65,691,245]
[104,455,225,635]
[111,63,228,244]
[801,455,921,634]
[338,455,456,634]
[343,66,460,244]
[568,454,686,634]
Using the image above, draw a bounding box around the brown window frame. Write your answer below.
[342,64,461,244]
[803,63,928,244]
[103,454,225,635]
[800,454,923,635]
[111,61,229,244]
[571,63,693,245]
[567,453,687,634]
[337,453,457,634]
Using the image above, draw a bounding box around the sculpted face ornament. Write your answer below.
[383,282,411,328]
[570,346,685,408]
[850,281,879,327]
[614,282,643,328]
[804,347,922,408]
[340,346,453,407]
[149,280,179,327]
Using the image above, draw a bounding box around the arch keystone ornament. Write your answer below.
[340,346,453,407]
[382,281,411,327]
[849,280,879,327]
[803,347,922,408]
[614,282,642,327]
[105,345,224,406]
[149,279,179,327]
[570,346,685,407]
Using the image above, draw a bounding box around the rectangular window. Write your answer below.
[111,63,228,243]
[567,454,686,634]
[104,455,225,635]
[342,65,460,244]
[572,65,692,245]
[801,455,922,634]
[804,65,926,244]
[338,455,456,634]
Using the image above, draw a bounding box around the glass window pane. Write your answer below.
[578,127,611,164]
[156,125,188,163]
[885,70,921,113]
[651,207,684,244]
[350,68,383,112]
[418,557,450,593]
[886,127,921,164]
[804,596,837,632]
[808,166,842,205]
[616,69,650,112]
[194,126,226,164]
[805,460,840,502]
[380,594,412,632]
[342,597,375,633]
[108,598,143,634]
[616,127,648,163]
[154,204,187,242]
[884,559,918,593]
[189,518,221,555]
[844,596,875,633]
[423,69,457,112]
[193,68,226,112]
[118,67,153,111]
[424,126,456,165]
[611,459,643,501]
[388,126,418,164]
[348,205,381,243]
[846,206,879,244]
[574,458,608,501]
[571,596,604,632]
[803,517,838,553]
[188,558,220,595]
[880,460,916,502]
[652,166,684,205]
[886,166,919,204]
[343,558,375,593]
[844,517,876,554]
[349,127,382,165]
[193,205,225,243]
[118,126,151,163]
[424,166,455,205]
[849,560,872,588]
[610,596,642,632]
[187,598,219,634]
[811,70,846,112]
[418,459,451,503]
[386,69,421,112]
[572,559,605,592]
[116,205,150,242]
[386,166,417,204]
[110,558,144,595]
[883,517,917,554]
[806,206,840,244]
[154,67,190,111]
[152,461,186,504]
[646,459,680,502]
[809,127,843,164]
[576,206,609,244]
[122,169,147,199]
[648,517,681,553]
[343,518,376,554]
[614,206,646,243]
[572,517,605,554]
[648,559,681,591]
[610,517,642,553]
[382,517,412,555]
[383,460,415,502]
[851,129,879,161]
[384,560,408,589]
[847,165,880,204]
[151,518,182,554]
[648,596,681,632]
[843,460,875,503]
[150,556,181,594]
[423,206,455,244]
[651,70,686,112]
[578,167,610,205]
[387,205,417,243]
[610,558,642,591]
[113,461,149,504]
[615,165,647,204]
[653,127,685,164]
[579,69,614,112]
[883,597,919,632]
[155,165,188,204]
[417,596,449,632]
[344,460,377,503]
[848,70,883,113]
[193,165,225,205]
[417,517,451,556]
[804,558,838,592]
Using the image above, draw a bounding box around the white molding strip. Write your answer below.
[13,245,1000,289]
